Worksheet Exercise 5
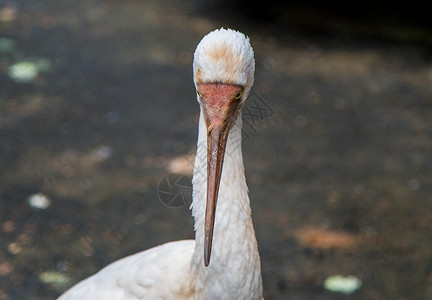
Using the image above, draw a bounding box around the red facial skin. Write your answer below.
[198,83,243,128]
[196,83,244,267]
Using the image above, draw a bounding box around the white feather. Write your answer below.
[193,28,255,92]
[58,241,196,300]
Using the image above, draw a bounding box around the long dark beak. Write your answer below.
[204,124,230,266]
[199,83,243,267]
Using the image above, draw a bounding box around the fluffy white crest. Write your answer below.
[193,28,255,90]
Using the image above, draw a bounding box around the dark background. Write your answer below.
[1,0,432,299]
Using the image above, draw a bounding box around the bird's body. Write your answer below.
[59,28,263,300]
[59,241,196,299]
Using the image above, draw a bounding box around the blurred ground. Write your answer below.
[1,0,432,299]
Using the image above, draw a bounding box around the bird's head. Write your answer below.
[193,28,255,97]
[192,28,255,267]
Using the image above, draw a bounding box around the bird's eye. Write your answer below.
[234,91,243,100]
[197,91,202,98]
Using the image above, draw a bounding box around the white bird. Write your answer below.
[58,28,263,300]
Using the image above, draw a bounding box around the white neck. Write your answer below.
[190,111,263,300]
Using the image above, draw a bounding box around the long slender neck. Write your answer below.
[190,111,263,299]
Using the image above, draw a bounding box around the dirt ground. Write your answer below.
[1,0,432,299]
